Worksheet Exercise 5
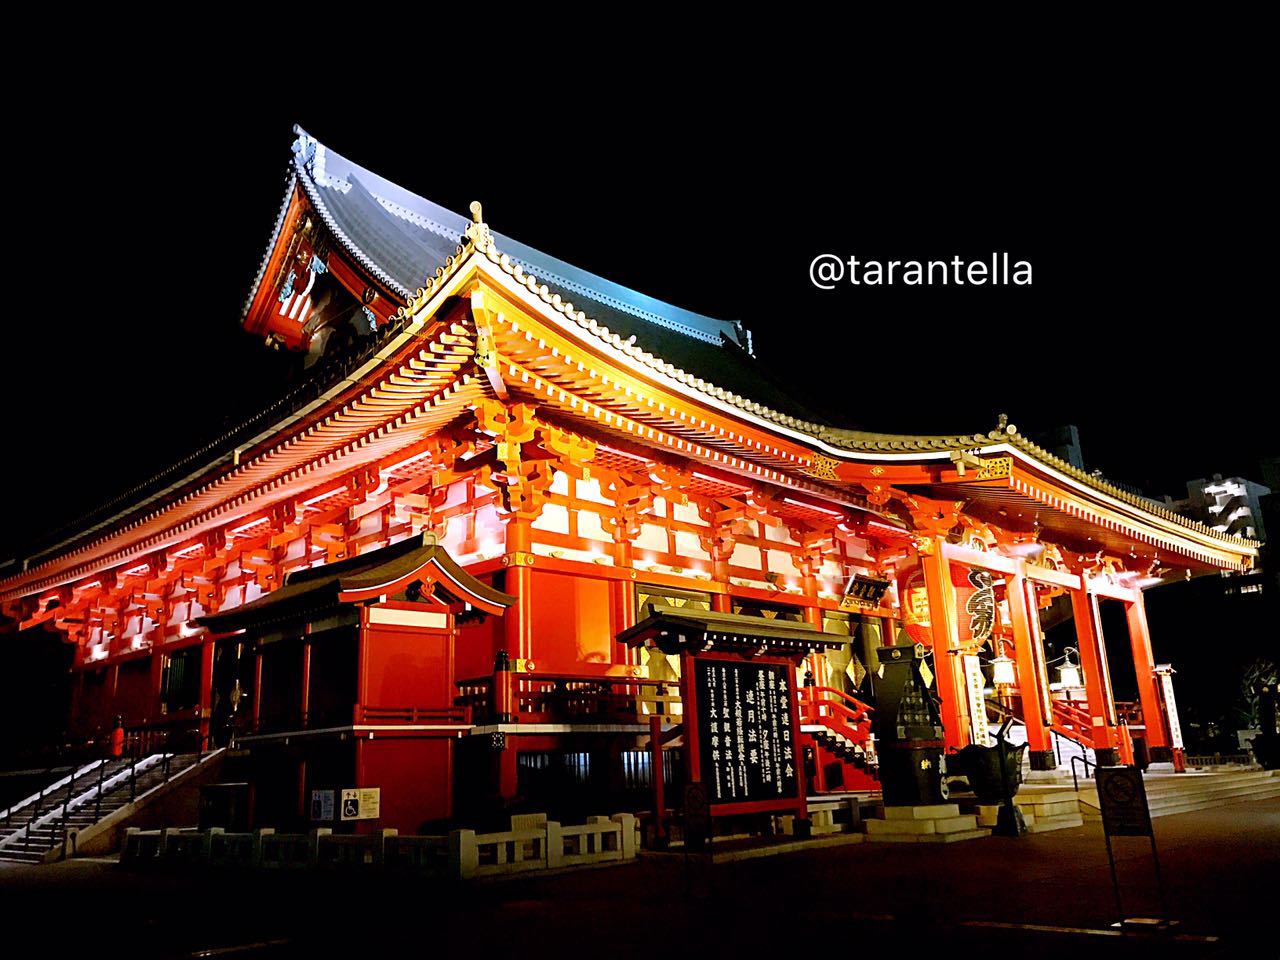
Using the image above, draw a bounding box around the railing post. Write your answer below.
[375,829,397,866]
[494,650,514,723]
[94,760,106,821]
[448,829,478,879]
[251,828,274,867]
[307,828,330,866]
[545,821,563,869]
[59,765,78,851]
[611,813,638,859]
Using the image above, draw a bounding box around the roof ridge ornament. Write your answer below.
[464,201,495,254]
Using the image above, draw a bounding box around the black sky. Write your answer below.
[4,70,1275,562]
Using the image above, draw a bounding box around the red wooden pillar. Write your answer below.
[649,714,666,842]
[919,542,971,750]
[1007,570,1054,769]
[612,538,637,665]
[251,650,264,732]
[497,743,518,801]
[1070,587,1120,765]
[300,640,312,729]
[198,639,215,745]
[680,651,702,783]
[503,519,533,660]
[108,663,120,726]
[150,648,166,729]
[1125,593,1169,758]
[712,592,732,614]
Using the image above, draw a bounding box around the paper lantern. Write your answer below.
[990,653,1017,687]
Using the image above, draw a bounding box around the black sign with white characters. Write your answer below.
[696,659,798,805]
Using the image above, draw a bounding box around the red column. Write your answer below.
[251,651,263,732]
[612,538,638,665]
[1125,593,1169,757]
[802,597,825,686]
[1007,570,1054,768]
[300,640,312,729]
[150,648,166,729]
[681,651,702,782]
[919,542,971,750]
[503,519,533,660]
[1070,587,1119,765]
[198,639,215,746]
[649,714,666,843]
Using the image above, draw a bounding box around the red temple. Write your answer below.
[0,128,1259,839]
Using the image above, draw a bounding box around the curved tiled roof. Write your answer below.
[402,230,1259,557]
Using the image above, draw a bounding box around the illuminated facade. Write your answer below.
[0,129,1260,833]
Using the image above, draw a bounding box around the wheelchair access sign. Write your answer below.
[339,787,381,822]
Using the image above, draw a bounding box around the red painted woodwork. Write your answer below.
[528,570,614,669]
[358,737,453,832]
[362,625,453,710]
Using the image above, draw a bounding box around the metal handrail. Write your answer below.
[5,727,215,861]
[1071,754,1094,791]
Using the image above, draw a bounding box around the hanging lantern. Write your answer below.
[900,570,932,647]
[991,653,1017,687]
[1058,647,1082,689]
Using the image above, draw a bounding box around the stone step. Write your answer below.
[866,813,979,837]
[1027,813,1084,833]
[916,828,990,844]
[1016,798,1081,818]
[0,852,48,863]
[883,804,961,820]
[1081,781,1280,819]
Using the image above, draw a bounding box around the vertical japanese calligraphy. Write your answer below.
[696,659,799,804]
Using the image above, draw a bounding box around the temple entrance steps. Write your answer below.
[0,750,222,864]
[1013,768,1280,825]
[1000,711,1097,773]
[799,686,879,792]
[804,726,878,775]
[1077,768,1280,820]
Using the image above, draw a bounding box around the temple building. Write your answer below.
[0,128,1261,837]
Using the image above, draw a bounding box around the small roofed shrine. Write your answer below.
[0,127,1261,835]
[196,534,513,831]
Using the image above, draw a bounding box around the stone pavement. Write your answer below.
[1,796,1275,958]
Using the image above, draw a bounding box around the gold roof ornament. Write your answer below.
[464,200,495,254]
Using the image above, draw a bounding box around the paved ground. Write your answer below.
[2,797,1276,959]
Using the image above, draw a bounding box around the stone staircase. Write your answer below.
[1075,768,1280,820]
[0,752,211,864]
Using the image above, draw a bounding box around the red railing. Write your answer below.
[353,705,471,726]
[1115,700,1143,726]
[798,686,874,746]
[1050,698,1095,748]
[456,673,680,725]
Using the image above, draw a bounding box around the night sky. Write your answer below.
[4,85,1274,564]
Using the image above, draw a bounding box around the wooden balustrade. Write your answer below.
[455,673,680,725]
[353,705,471,726]
[122,812,640,878]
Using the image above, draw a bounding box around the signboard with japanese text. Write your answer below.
[310,789,335,822]
[339,787,382,821]
[1096,766,1153,837]
[695,659,799,806]
[963,655,993,746]
[1157,669,1184,749]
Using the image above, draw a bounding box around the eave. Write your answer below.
[450,243,1258,574]
[0,249,492,603]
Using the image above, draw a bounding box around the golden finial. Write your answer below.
[464,200,493,251]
